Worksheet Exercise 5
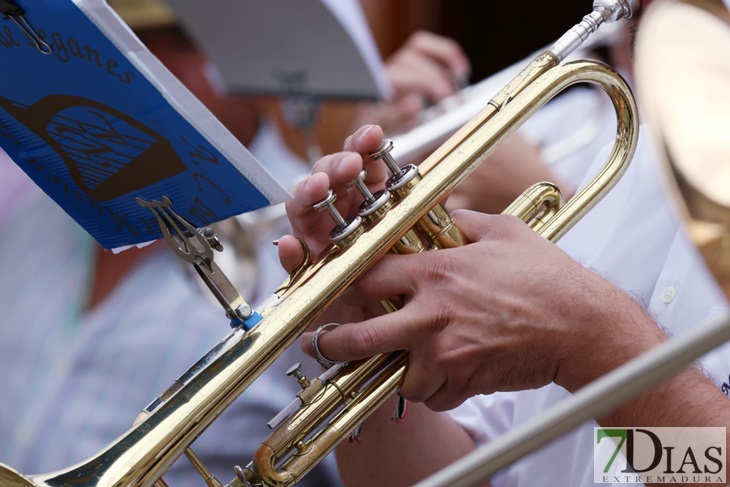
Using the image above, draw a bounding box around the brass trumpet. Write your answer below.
[0,1,638,486]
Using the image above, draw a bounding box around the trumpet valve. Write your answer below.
[313,189,364,248]
[369,139,421,198]
[348,170,392,223]
[369,138,400,175]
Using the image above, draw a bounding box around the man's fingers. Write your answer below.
[284,172,334,245]
[406,31,471,82]
[302,313,412,363]
[310,151,363,190]
[344,254,420,306]
[423,382,465,412]
[289,172,330,212]
[398,353,446,405]
[388,31,471,103]
[388,57,456,103]
[286,151,366,242]
[342,124,384,154]
[450,209,526,243]
[277,234,307,274]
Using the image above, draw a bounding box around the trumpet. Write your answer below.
[0,1,638,486]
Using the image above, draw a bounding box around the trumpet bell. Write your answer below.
[634,0,730,297]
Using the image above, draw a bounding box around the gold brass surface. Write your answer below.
[635,0,730,298]
[0,29,639,487]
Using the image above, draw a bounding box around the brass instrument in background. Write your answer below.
[0,1,638,486]
[635,0,730,295]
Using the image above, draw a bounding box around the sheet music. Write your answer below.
[165,0,393,100]
[0,0,289,250]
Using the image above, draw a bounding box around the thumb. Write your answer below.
[277,234,309,274]
[450,209,523,243]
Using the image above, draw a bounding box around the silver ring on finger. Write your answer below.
[312,323,341,369]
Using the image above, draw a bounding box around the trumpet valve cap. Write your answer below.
[348,170,376,201]
[369,139,394,159]
[286,362,310,389]
[369,139,401,176]
[312,189,337,212]
[313,190,364,247]
[313,190,346,227]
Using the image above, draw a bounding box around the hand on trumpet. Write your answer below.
[280,124,388,260]
[278,124,665,412]
[279,124,391,328]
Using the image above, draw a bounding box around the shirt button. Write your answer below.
[661,286,678,303]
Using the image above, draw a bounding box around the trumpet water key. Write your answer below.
[0,1,638,486]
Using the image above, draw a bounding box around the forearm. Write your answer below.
[560,274,730,485]
[336,396,480,487]
[598,364,730,485]
[556,267,669,392]
[595,331,730,427]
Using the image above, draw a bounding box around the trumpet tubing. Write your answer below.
[0,1,638,486]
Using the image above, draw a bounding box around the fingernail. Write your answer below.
[303,176,316,192]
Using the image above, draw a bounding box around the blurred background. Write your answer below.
[281,0,592,158]
[362,0,587,81]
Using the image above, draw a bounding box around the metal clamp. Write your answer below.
[136,196,260,329]
[0,1,52,54]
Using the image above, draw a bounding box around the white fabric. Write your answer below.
[447,130,730,486]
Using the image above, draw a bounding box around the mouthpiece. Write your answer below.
[549,0,633,61]
[594,0,634,22]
